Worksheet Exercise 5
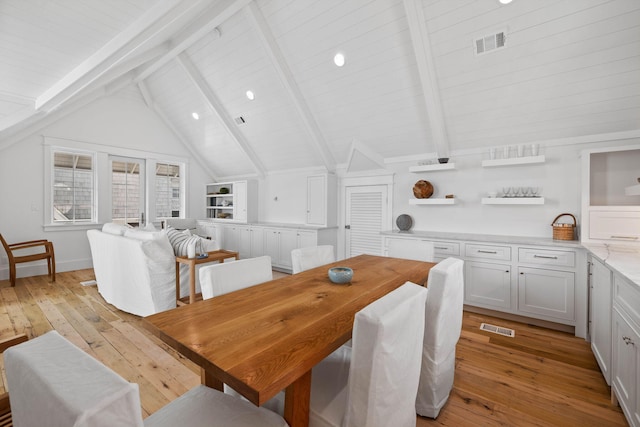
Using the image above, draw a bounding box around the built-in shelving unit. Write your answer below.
[481,197,545,205]
[409,198,456,205]
[206,182,235,220]
[482,155,545,168]
[409,163,456,173]
[625,184,640,196]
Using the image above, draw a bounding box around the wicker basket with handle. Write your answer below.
[551,213,576,240]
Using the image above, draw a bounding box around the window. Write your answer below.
[111,157,145,226]
[155,162,182,219]
[52,151,95,223]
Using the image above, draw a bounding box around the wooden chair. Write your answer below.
[0,234,55,286]
[0,334,29,427]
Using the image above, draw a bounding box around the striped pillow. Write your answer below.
[165,226,200,256]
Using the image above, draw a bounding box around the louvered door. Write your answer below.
[345,185,388,257]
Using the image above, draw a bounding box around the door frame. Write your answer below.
[338,174,394,260]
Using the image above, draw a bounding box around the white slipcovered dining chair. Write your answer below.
[416,257,465,418]
[199,255,273,300]
[4,331,287,427]
[291,245,336,274]
[387,238,435,262]
[263,281,428,427]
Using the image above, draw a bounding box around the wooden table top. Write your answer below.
[175,249,238,265]
[143,254,434,406]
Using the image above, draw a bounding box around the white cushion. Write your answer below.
[144,385,287,427]
[199,256,273,300]
[416,257,465,418]
[165,218,198,231]
[102,222,130,236]
[5,331,143,427]
[291,245,335,274]
[124,228,164,241]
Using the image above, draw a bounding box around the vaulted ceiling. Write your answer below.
[2,0,639,179]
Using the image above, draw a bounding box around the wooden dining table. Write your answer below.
[143,254,435,427]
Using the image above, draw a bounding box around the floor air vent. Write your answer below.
[480,323,515,337]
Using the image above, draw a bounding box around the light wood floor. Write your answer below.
[0,270,627,426]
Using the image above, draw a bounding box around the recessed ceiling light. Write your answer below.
[246,90,255,101]
[192,112,199,120]
[333,52,345,67]
[499,0,512,4]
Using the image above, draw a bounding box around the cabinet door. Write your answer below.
[233,181,248,222]
[278,229,298,269]
[590,258,612,384]
[518,267,574,321]
[223,226,238,252]
[465,261,511,309]
[250,227,264,258]
[307,175,326,226]
[590,210,640,242]
[297,230,317,249]
[264,229,280,266]
[612,309,639,425]
[237,227,251,260]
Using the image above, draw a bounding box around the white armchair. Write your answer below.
[291,245,335,274]
[416,257,465,418]
[4,331,287,427]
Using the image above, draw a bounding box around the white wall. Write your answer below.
[257,169,323,224]
[387,139,640,240]
[0,94,211,279]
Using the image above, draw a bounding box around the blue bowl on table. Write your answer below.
[328,267,353,284]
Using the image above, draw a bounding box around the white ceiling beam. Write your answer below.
[34,0,210,112]
[176,53,267,178]
[135,0,250,83]
[403,0,450,157]
[244,2,336,173]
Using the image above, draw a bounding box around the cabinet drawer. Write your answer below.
[518,248,575,268]
[433,241,460,256]
[589,210,640,242]
[614,274,640,327]
[465,244,511,261]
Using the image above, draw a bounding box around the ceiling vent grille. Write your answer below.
[474,31,506,55]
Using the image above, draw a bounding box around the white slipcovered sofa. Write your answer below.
[87,224,218,316]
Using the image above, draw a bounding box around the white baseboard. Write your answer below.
[0,258,94,281]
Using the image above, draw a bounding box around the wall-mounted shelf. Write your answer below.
[481,197,545,205]
[409,198,456,205]
[409,163,456,173]
[482,155,545,168]
[625,184,640,196]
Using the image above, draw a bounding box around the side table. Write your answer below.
[175,250,239,304]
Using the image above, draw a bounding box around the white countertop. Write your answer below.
[582,243,640,287]
[381,230,583,249]
[382,230,639,287]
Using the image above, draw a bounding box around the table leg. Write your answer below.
[189,260,196,304]
[284,370,311,427]
[201,367,223,391]
[175,260,180,307]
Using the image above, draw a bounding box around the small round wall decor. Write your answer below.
[396,214,413,231]
[413,180,434,199]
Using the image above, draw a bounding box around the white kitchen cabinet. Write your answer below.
[250,226,264,258]
[264,228,297,270]
[306,174,337,227]
[464,261,512,309]
[612,273,640,427]
[589,208,640,242]
[517,267,574,321]
[590,256,612,384]
[297,230,317,249]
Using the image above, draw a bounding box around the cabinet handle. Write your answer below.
[520,272,524,275]
[533,255,558,259]
[505,270,510,273]
[611,236,638,240]
[478,250,497,254]
[623,336,635,346]
[435,246,448,250]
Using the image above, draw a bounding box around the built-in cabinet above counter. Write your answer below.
[581,145,640,244]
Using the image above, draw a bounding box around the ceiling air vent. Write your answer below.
[474,31,506,55]
[234,116,245,125]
